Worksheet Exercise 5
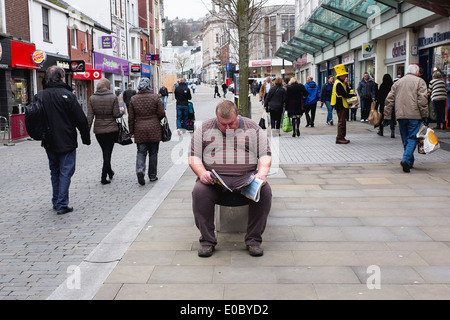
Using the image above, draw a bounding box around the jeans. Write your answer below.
[161,96,168,110]
[325,101,333,123]
[176,105,189,130]
[46,149,76,211]
[95,132,117,181]
[360,98,372,120]
[398,119,421,168]
[433,99,446,127]
[136,142,160,180]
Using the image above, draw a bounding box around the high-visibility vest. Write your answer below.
[331,79,349,109]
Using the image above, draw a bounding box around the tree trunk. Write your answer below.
[237,0,250,118]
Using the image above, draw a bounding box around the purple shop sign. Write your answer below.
[101,36,112,49]
[94,52,129,76]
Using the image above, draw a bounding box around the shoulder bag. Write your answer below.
[116,117,133,145]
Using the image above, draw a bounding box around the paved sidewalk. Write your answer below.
[2,86,450,300]
[90,160,450,300]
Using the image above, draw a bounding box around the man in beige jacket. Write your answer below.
[259,77,274,103]
[384,64,429,173]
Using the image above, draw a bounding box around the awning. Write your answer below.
[275,0,401,60]
[402,0,449,17]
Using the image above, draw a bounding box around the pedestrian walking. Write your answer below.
[304,76,320,127]
[189,100,272,257]
[429,71,447,130]
[320,75,334,125]
[40,65,91,215]
[259,77,273,104]
[122,83,136,113]
[286,77,308,137]
[264,77,286,135]
[384,64,429,173]
[128,78,166,185]
[375,74,394,137]
[331,64,357,144]
[158,84,169,110]
[222,82,228,98]
[214,83,221,98]
[191,82,196,94]
[175,78,192,134]
[87,78,123,185]
[357,72,376,122]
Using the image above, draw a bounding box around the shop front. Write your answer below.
[4,40,39,116]
[37,52,72,91]
[385,34,407,81]
[93,51,129,95]
[418,18,450,126]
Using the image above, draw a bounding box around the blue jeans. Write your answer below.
[46,149,76,211]
[176,105,189,129]
[325,101,333,123]
[161,96,167,110]
[398,119,421,168]
[136,142,159,180]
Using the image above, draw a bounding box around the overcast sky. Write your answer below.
[163,0,296,20]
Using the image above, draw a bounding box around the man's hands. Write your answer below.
[422,117,429,127]
[199,170,214,185]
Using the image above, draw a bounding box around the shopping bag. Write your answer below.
[368,101,382,126]
[422,127,440,154]
[116,118,133,145]
[282,112,292,132]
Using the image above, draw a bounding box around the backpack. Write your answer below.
[25,92,49,141]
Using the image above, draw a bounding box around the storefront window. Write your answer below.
[434,45,450,77]
[10,78,28,113]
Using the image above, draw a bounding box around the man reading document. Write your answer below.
[189,100,272,257]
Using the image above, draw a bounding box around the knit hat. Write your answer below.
[138,77,151,91]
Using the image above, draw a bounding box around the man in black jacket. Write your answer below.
[41,66,91,215]
[174,78,192,135]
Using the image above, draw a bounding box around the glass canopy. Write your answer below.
[276,0,400,61]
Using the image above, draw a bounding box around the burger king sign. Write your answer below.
[32,50,47,65]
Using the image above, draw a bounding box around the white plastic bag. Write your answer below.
[420,127,440,154]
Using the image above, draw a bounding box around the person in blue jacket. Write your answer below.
[304,76,320,127]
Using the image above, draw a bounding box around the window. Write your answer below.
[71,28,77,48]
[42,7,50,41]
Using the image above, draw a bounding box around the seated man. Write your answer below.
[189,100,272,257]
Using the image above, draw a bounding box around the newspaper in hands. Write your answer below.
[211,169,263,202]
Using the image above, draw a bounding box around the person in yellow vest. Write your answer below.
[331,64,357,144]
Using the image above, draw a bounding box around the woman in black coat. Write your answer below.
[264,77,286,134]
[375,74,394,137]
[286,78,308,137]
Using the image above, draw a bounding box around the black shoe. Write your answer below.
[305,123,310,127]
[296,129,300,137]
[150,177,158,182]
[247,245,264,257]
[198,245,215,257]
[108,170,115,180]
[137,172,145,185]
[57,206,73,215]
[401,161,410,173]
[292,131,296,137]
[101,179,111,185]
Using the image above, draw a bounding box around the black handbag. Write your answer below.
[258,117,266,129]
[116,117,133,145]
[161,116,172,142]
